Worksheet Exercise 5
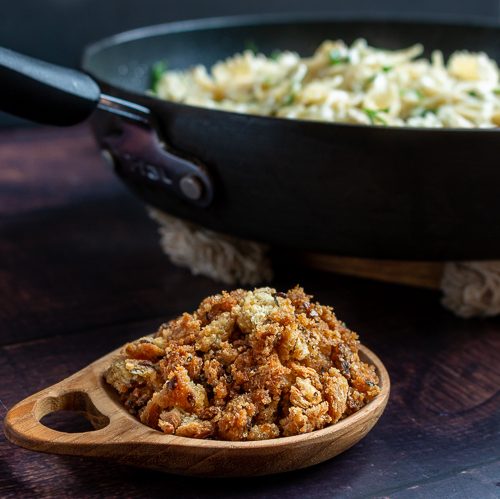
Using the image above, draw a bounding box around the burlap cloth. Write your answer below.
[149,208,500,318]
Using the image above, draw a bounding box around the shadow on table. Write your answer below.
[53,444,369,498]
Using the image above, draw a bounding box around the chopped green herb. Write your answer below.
[365,75,377,86]
[329,49,350,65]
[468,90,480,98]
[244,40,259,54]
[417,108,439,117]
[270,49,282,61]
[150,60,168,92]
[363,108,389,125]
[382,65,393,73]
[494,88,500,95]
[283,93,295,106]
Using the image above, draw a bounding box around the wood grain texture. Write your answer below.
[0,125,499,497]
[303,254,444,289]
[4,346,389,477]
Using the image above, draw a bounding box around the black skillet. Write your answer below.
[1,14,500,260]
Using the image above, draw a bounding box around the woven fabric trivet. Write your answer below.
[441,261,500,318]
[148,208,272,285]
[149,208,500,318]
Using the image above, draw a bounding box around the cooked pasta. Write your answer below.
[153,39,500,128]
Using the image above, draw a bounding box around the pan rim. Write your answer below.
[82,12,500,135]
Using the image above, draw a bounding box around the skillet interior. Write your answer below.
[82,16,500,260]
[83,15,500,92]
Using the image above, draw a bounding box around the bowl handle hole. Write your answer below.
[36,391,110,433]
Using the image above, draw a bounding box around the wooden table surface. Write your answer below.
[0,124,499,498]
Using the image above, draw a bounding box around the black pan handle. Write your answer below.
[0,46,214,207]
[0,47,100,126]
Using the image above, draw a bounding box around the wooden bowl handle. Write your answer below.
[3,362,136,452]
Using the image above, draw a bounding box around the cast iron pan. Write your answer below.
[1,14,500,260]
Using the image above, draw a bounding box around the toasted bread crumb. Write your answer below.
[105,286,380,440]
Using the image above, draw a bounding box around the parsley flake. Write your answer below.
[270,50,282,61]
[150,61,168,92]
[283,93,295,106]
[363,108,389,125]
[329,49,350,65]
[244,40,259,55]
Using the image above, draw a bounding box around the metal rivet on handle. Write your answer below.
[180,175,203,201]
[100,149,116,169]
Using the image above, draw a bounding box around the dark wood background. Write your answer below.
[0,125,499,498]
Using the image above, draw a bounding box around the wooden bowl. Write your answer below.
[4,344,390,477]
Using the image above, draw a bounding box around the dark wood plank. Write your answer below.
[1,271,499,498]
[0,125,225,346]
[379,461,500,499]
[0,125,114,215]
[0,195,227,345]
[0,125,499,497]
